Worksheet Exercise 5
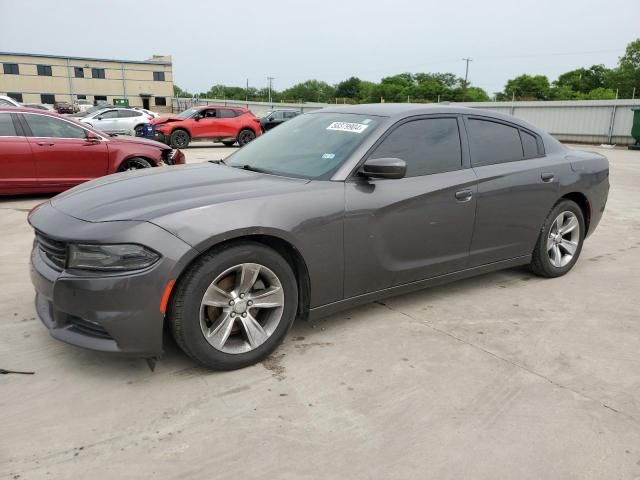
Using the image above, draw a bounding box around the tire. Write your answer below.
[170,129,190,148]
[169,242,298,370]
[237,128,256,147]
[134,124,145,136]
[117,157,153,172]
[222,140,236,147]
[530,199,585,278]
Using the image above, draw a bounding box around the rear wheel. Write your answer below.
[169,243,298,370]
[530,199,585,277]
[170,129,190,148]
[117,157,153,171]
[134,124,145,136]
[237,128,256,147]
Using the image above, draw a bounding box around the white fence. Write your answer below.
[172,98,640,145]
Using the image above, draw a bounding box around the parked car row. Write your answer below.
[0,107,184,195]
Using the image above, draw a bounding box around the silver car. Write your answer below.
[80,107,152,135]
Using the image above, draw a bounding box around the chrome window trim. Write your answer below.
[20,111,110,141]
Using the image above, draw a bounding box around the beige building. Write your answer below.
[0,52,174,112]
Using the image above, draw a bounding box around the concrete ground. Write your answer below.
[1,143,639,480]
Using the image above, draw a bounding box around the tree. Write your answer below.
[499,74,551,100]
[554,65,610,94]
[281,80,336,103]
[335,77,361,99]
[173,85,192,98]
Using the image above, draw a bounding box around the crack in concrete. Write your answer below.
[375,301,640,425]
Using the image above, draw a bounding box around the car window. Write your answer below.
[467,118,523,166]
[0,113,17,136]
[271,111,284,120]
[284,111,298,119]
[217,109,237,118]
[98,110,118,119]
[0,98,15,106]
[24,114,86,139]
[520,130,540,158]
[370,118,462,177]
[202,109,217,118]
[118,110,141,118]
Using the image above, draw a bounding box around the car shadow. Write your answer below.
[42,266,534,378]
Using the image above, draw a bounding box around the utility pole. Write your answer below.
[267,76,275,104]
[246,78,249,102]
[462,57,472,101]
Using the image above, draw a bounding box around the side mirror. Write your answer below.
[193,114,201,121]
[359,157,406,180]
[85,132,101,142]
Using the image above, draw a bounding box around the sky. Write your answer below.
[1,0,639,96]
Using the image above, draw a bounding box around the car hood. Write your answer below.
[51,163,310,222]
[107,135,169,149]
[150,116,184,126]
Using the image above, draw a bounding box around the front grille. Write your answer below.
[67,316,113,340]
[35,231,67,271]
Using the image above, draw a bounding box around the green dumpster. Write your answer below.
[630,108,640,150]
[113,98,129,107]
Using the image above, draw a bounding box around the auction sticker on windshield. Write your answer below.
[326,122,369,133]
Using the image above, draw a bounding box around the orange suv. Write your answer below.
[150,106,262,148]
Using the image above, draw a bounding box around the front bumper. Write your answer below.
[29,203,196,357]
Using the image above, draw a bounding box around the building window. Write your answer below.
[94,95,107,104]
[37,65,53,76]
[91,68,106,79]
[74,67,84,78]
[153,71,165,81]
[76,94,87,100]
[41,94,56,104]
[7,92,23,103]
[3,63,19,75]
[155,97,167,106]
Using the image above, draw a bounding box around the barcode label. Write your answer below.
[326,122,369,133]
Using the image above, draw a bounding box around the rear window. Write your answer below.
[217,109,238,118]
[520,130,540,157]
[0,113,17,136]
[467,118,523,166]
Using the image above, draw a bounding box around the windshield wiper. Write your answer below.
[235,164,272,174]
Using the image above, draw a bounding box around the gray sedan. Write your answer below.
[28,104,609,370]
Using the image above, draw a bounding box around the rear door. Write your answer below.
[0,112,37,193]
[344,116,477,297]
[21,113,109,188]
[464,116,562,266]
[216,108,240,137]
[117,109,146,134]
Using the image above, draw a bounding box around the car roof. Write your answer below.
[0,106,58,115]
[315,103,548,134]
[194,105,248,111]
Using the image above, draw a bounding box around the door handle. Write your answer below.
[455,189,473,202]
[541,172,555,182]
[36,141,54,146]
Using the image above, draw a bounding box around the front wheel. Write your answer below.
[117,157,153,171]
[237,128,256,147]
[530,199,585,277]
[169,243,298,370]
[170,129,190,148]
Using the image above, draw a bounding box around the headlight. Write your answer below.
[68,244,160,271]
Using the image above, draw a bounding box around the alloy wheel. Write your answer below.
[199,263,284,354]
[547,211,580,267]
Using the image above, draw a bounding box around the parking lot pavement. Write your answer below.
[1,145,639,480]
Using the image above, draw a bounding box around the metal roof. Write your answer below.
[0,51,171,65]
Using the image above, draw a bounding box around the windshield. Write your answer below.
[176,108,199,119]
[226,113,381,179]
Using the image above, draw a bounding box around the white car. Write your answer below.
[79,107,152,135]
[132,107,160,118]
[0,95,21,107]
[74,99,93,113]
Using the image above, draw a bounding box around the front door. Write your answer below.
[344,116,477,298]
[464,116,563,266]
[21,113,109,188]
[0,112,37,193]
[191,108,221,138]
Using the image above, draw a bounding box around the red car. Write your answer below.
[150,105,262,148]
[0,107,185,195]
